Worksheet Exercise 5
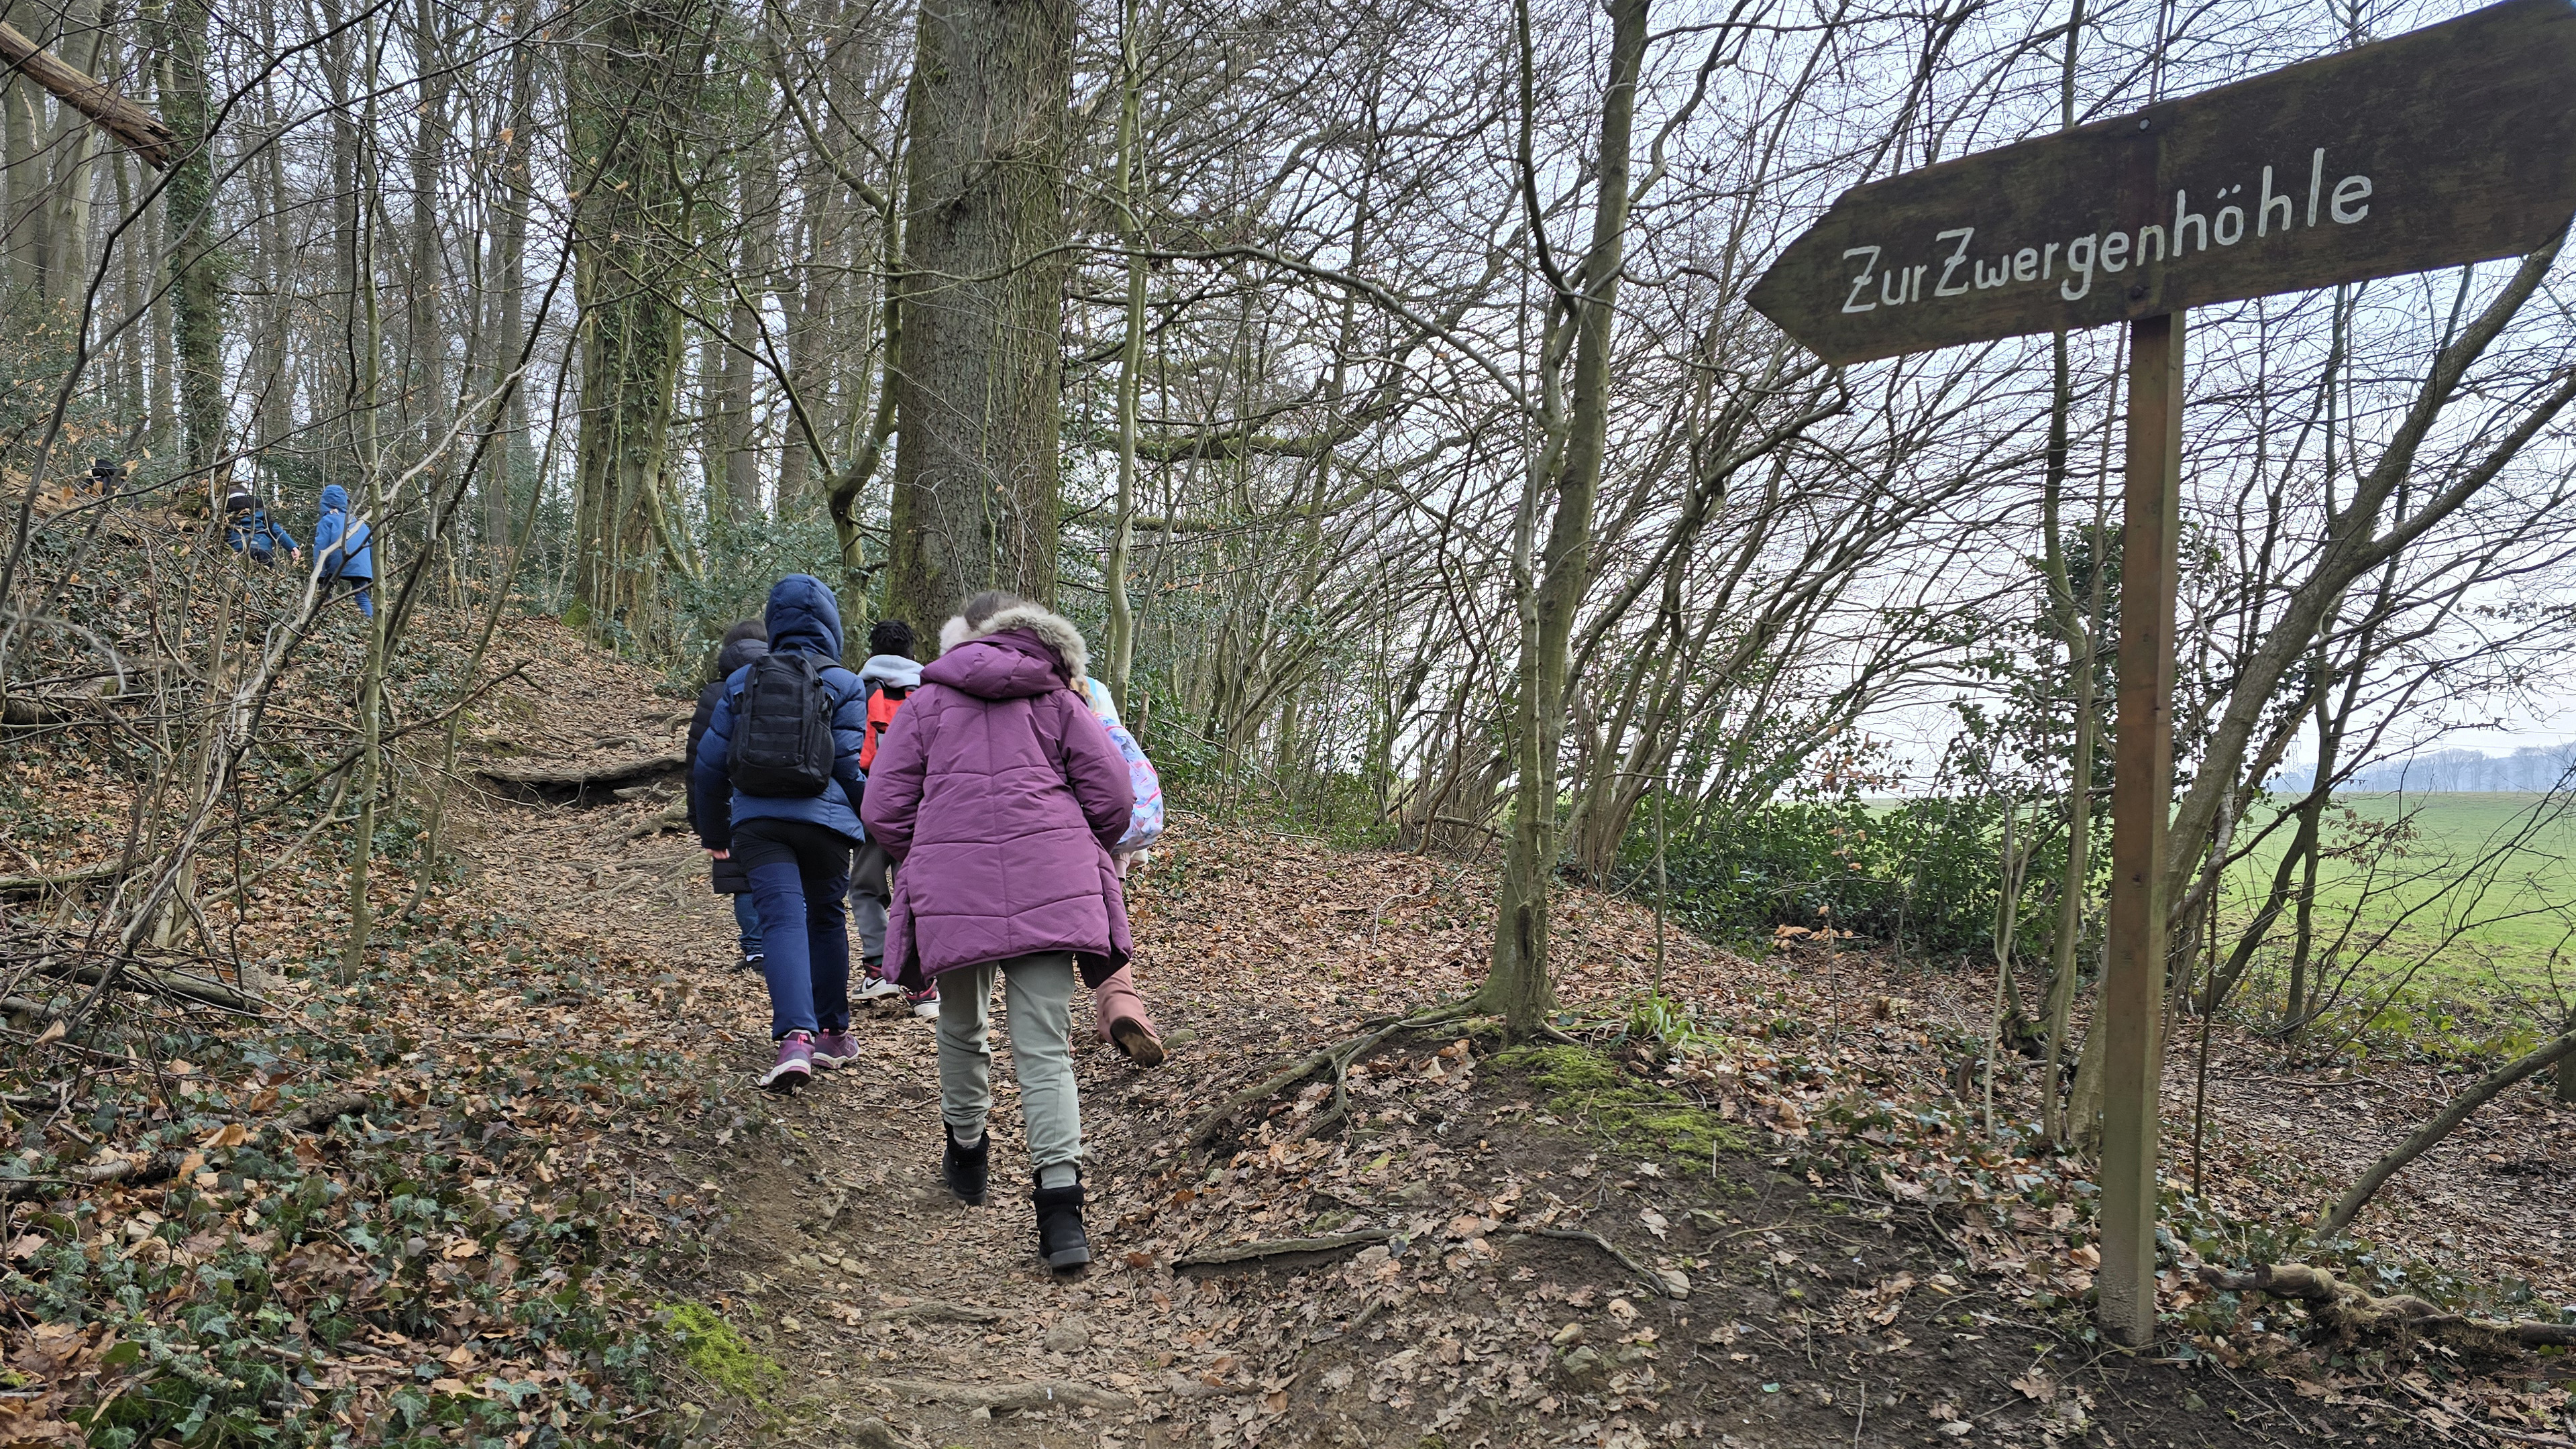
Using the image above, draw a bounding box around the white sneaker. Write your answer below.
[908,988,940,1020]
[855,969,903,1002]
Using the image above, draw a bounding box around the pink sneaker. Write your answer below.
[761,1032,814,1092]
[812,1029,861,1069]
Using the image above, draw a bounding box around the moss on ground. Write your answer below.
[657,1300,784,1403]
[1496,1044,1748,1160]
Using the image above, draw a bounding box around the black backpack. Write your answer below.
[727,653,836,798]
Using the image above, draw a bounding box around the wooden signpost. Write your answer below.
[1748,0,2576,1348]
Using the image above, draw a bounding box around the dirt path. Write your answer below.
[398,628,2573,1448]
[434,780,2514,1448]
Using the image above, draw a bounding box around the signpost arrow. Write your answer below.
[1746,0,2576,1350]
[1749,0,2576,364]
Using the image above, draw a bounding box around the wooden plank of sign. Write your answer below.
[1748,0,2576,364]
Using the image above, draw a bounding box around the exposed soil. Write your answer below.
[437,779,2539,1448]
[12,608,2565,1446]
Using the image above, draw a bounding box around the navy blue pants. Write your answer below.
[730,818,853,1038]
[731,894,763,956]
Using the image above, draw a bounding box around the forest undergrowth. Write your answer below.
[2,611,2571,1448]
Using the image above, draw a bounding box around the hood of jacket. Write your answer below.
[934,602,1089,689]
[716,635,770,678]
[859,653,922,690]
[763,574,845,660]
[320,484,348,511]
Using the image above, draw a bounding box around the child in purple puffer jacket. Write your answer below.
[860,592,1134,1272]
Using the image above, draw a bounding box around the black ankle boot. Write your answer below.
[1032,1173,1090,1271]
[943,1124,989,1205]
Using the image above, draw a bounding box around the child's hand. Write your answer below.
[709,849,730,860]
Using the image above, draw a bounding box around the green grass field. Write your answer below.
[2220,792,2576,1041]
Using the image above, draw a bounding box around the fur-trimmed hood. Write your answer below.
[935,603,1089,692]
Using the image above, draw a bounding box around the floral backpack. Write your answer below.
[1084,678,1164,854]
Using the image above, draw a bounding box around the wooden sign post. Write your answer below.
[1747,0,2576,1347]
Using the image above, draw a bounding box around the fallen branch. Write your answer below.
[1173,1228,1397,1268]
[0,21,173,168]
[1,1092,370,1199]
[475,752,685,790]
[1507,1227,1683,1299]
[38,958,259,1012]
[868,1378,1132,1413]
[868,1301,999,1325]
[1,994,63,1023]
[2197,1263,2576,1354]
[0,861,126,895]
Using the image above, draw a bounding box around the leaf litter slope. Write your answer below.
[7,609,2569,1446]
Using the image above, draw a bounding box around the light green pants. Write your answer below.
[936,951,1083,1173]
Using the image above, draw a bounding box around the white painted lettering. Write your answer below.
[1933,228,1975,296]
[1840,246,1880,313]
[1911,263,1929,301]
[2308,148,2325,227]
[2061,234,2097,300]
[2331,174,2372,223]
[2174,191,2208,254]
[2014,248,2039,282]
[1975,256,2011,288]
[1881,267,1908,307]
[2258,166,2293,236]
[2041,241,2059,278]
[2135,224,2166,264]
[2214,205,2244,246]
[2101,230,2130,272]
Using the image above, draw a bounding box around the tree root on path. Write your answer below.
[2197,1263,2576,1354]
[2,1091,372,1200]
[1507,1226,1683,1300]
[867,1378,1132,1413]
[1178,1002,1479,1159]
[1173,1228,1397,1268]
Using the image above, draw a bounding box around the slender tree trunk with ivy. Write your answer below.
[152,0,224,478]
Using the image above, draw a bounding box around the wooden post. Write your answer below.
[2098,311,2184,1346]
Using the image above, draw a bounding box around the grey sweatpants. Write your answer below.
[936,951,1082,1173]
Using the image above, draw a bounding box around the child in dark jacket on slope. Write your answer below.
[692,578,873,1093]
[687,621,769,972]
[861,592,1133,1271]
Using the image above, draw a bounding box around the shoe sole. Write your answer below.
[759,1065,812,1093]
[1110,1020,1167,1067]
[1045,1245,1092,1271]
[811,1053,859,1069]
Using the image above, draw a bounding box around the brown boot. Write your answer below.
[1109,1016,1167,1067]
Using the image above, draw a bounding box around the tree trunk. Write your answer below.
[1102,0,1146,709]
[1480,0,1648,1038]
[154,0,223,477]
[566,0,708,637]
[2,0,36,301]
[720,115,776,523]
[40,6,105,311]
[480,4,536,580]
[888,0,1075,628]
[403,0,449,464]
